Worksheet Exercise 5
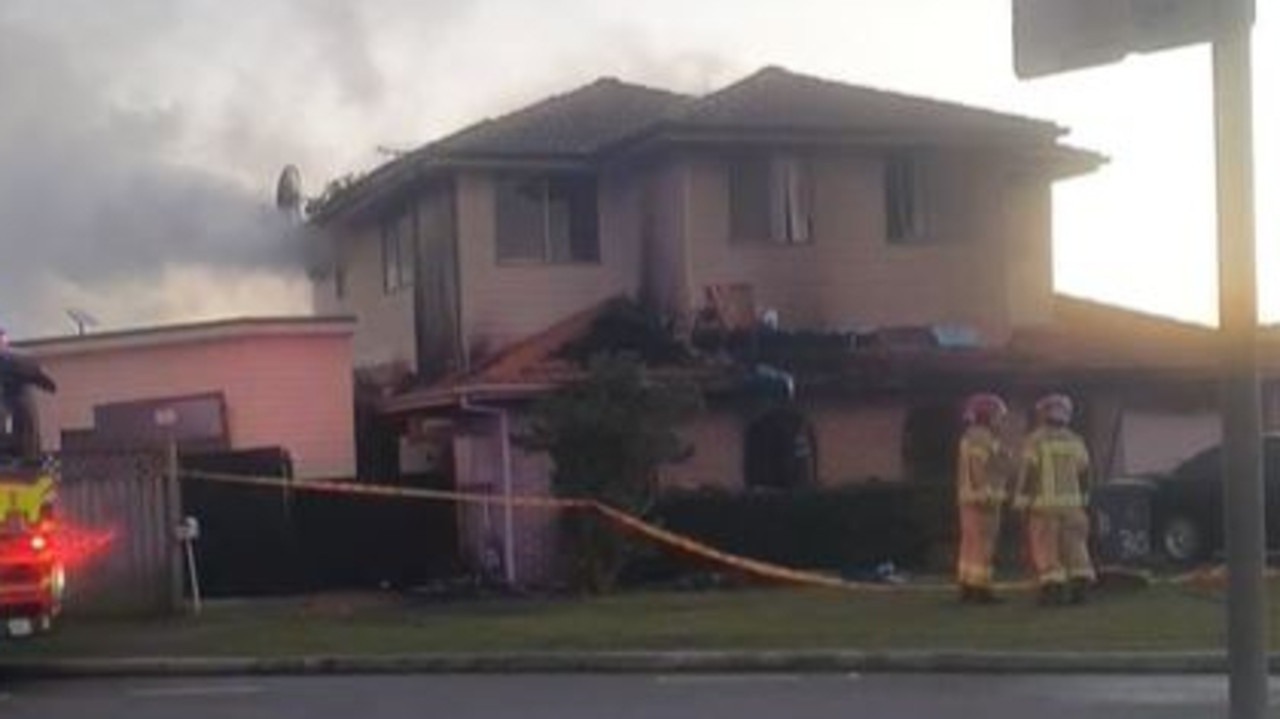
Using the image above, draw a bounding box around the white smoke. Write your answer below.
[0,0,733,338]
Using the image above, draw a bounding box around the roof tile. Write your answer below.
[428,78,691,158]
[669,66,1063,139]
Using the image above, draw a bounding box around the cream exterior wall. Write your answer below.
[454,171,644,361]
[658,412,743,492]
[453,423,560,586]
[314,220,416,371]
[668,148,1039,343]
[660,402,909,492]
[809,402,909,485]
[316,146,1056,370]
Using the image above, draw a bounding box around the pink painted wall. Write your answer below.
[26,327,356,479]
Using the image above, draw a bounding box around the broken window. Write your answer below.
[901,402,960,481]
[885,152,930,243]
[495,173,600,264]
[744,408,817,490]
[381,211,415,293]
[728,153,813,245]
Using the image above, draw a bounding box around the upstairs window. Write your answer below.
[334,261,347,300]
[495,174,600,264]
[729,153,813,245]
[885,152,930,243]
[381,212,415,293]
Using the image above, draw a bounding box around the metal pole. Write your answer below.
[1212,3,1266,717]
[184,537,202,616]
[165,440,185,614]
[498,410,517,586]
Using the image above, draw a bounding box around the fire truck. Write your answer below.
[0,347,61,637]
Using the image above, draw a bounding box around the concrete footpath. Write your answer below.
[0,649,1271,679]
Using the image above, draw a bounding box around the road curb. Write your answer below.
[0,650,1248,678]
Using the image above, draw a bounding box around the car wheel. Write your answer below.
[1160,515,1205,564]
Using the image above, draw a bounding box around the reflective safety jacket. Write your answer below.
[0,472,55,531]
[1014,427,1091,511]
[957,426,1009,507]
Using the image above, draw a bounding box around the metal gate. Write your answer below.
[58,448,182,617]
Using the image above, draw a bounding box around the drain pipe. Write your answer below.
[460,397,517,586]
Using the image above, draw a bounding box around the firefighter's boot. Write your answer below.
[1037,582,1067,607]
[1067,578,1090,605]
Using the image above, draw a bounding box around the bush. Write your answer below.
[627,483,945,584]
[519,353,701,592]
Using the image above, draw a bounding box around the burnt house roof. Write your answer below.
[311,66,1102,222]
[428,78,691,159]
[381,294,1280,416]
[664,66,1062,141]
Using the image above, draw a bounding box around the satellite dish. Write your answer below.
[65,308,99,336]
[276,165,304,215]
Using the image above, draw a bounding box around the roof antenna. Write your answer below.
[65,308,99,336]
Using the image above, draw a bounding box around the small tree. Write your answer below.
[520,353,700,592]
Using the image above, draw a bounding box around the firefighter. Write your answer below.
[1014,393,1096,606]
[955,392,1012,604]
[0,327,55,461]
[0,326,14,454]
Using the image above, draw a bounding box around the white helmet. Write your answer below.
[1036,393,1074,425]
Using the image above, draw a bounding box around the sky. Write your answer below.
[0,0,1274,337]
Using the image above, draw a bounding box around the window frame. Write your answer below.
[494,173,601,266]
[333,259,347,300]
[380,211,415,294]
[728,151,814,247]
[884,151,932,245]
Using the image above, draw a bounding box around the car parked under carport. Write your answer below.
[1144,434,1280,564]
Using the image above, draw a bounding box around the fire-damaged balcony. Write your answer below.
[374,293,1280,588]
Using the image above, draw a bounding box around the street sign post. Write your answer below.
[1213,20,1265,719]
[1014,2,1263,718]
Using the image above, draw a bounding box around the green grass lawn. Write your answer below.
[0,579,1258,659]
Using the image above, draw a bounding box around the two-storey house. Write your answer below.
[307,66,1104,583]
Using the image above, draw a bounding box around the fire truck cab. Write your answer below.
[0,347,62,637]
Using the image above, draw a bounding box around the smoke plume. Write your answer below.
[0,0,731,338]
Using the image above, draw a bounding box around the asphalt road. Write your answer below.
[4,673,1280,718]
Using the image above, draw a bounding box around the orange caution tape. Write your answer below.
[182,470,582,510]
[182,469,945,593]
[183,470,1211,595]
